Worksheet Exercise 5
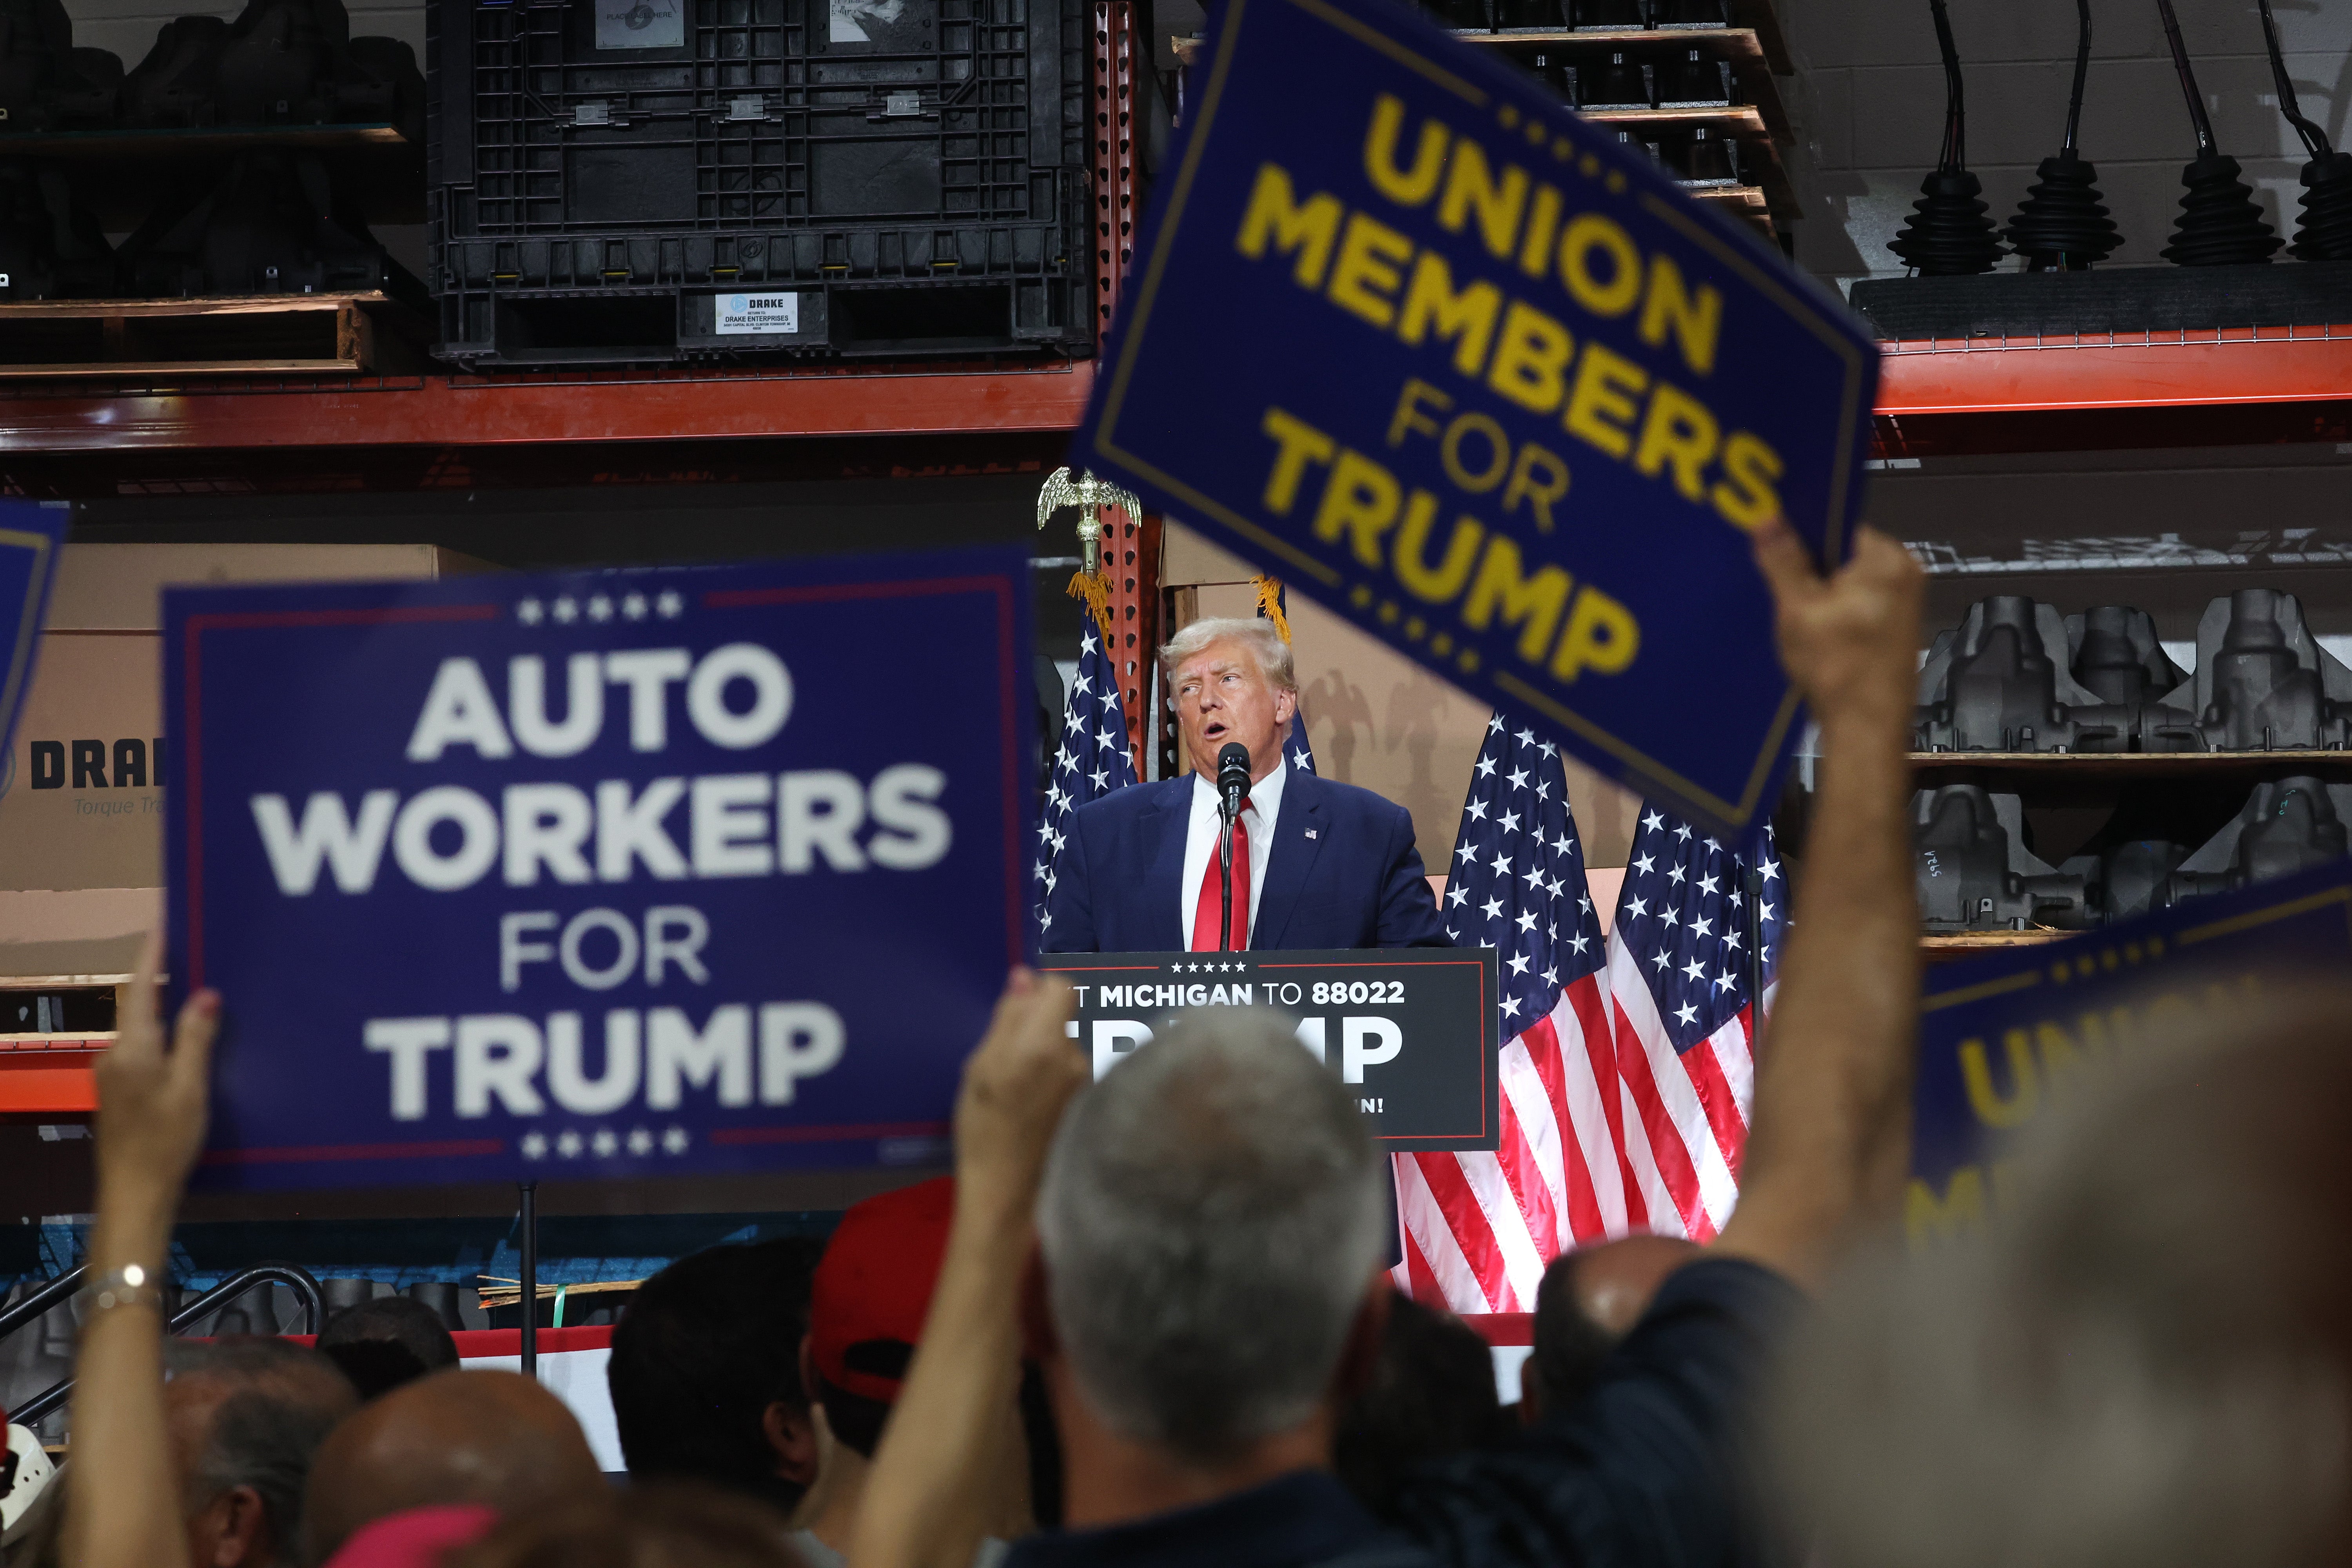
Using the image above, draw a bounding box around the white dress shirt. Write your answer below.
[1178,760,1286,949]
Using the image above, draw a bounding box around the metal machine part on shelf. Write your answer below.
[0,0,121,130]
[216,0,395,127]
[118,147,416,298]
[1672,126,1739,185]
[1581,52,1651,109]
[2257,0,2352,261]
[1495,0,1564,31]
[2064,604,2193,750]
[1650,0,1725,25]
[2165,777,2352,900]
[1914,785,2092,932]
[120,16,226,128]
[2004,0,2119,270]
[2154,0,2279,265]
[1914,595,2130,752]
[1572,0,1646,29]
[2156,588,2352,751]
[2063,837,2192,924]
[1654,49,1730,107]
[0,160,113,297]
[1888,0,2003,276]
[118,0,421,133]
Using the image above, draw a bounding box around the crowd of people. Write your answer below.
[5,517,2345,1568]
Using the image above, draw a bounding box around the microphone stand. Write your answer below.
[1218,799,1238,953]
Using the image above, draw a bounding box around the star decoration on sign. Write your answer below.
[592,1128,619,1157]
[556,1130,583,1158]
[516,599,544,625]
[587,595,614,622]
[656,590,685,619]
[622,593,649,620]
[521,1132,548,1160]
[552,597,579,624]
[662,1126,691,1154]
[627,1127,654,1156]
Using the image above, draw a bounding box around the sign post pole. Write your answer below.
[518,1181,537,1377]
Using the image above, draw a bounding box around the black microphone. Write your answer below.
[1216,742,1252,820]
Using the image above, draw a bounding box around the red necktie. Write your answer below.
[1193,805,1251,951]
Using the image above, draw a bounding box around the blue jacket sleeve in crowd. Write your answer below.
[1388,1258,1802,1568]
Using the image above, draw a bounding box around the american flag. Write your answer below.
[1396,726,1787,1313]
[1257,579,1317,776]
[1603,805,1784,1242]
[1285,710,1316,775]
[1034,615,1138,942]
[1393,714,1614,1313]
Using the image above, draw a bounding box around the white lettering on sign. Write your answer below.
[365,1000,844,1120]
[714,293,801,336]
[407,646,792,761]
[1081,1014,1348,1082]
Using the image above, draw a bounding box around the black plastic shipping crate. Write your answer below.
[426,0,1092,366]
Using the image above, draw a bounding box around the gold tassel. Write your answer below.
[1067,568,1115,641]
[1251,575,1292,644]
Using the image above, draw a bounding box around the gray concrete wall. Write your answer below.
[1785,0,2352,287]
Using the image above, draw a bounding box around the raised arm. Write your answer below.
[1713,523,1924,1290]
[63,935,223,1568]
[850,970,1087,1568]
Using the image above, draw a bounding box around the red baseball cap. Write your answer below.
[808,1176,956,1404]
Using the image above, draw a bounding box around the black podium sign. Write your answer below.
[1037,949,1501,1152]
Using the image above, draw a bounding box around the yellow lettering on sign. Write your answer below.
[1396,252,1503,378]
[1312,448,1404,568]
[1461,534,1571,662]
[1551,585,1640,681]
[1363,94,1448,207]
[1959,1030,2040,1130]
[1906,1165,1986,1247]
[1235,162,1342,288]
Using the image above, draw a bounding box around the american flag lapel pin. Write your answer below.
[1305,829,1318,839]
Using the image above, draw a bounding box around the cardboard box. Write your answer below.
[0,545,491,971]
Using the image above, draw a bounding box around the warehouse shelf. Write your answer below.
[0,122,424,229]
[0,1049,100,1114]
[1450,2,1793,240]
[1921,929,2070,963]
[0,291,426,380]
[1912,750,2352,779]
[1873,325,2352,456]
[0,359,1096,454]
[1455,26,1766,59]
[1579,102,1764,133]
[10,318,2352,465]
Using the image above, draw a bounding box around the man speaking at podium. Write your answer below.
[1041,617,1447,953]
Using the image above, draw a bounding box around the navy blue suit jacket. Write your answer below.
[1040,768,1449,952]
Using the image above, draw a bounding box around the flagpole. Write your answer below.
[1744,862,1765,1024]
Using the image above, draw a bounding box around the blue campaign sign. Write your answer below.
[1078,0,1877,839]
[0,501,66,781]
[1908,859,2352,1246]
[164,546,1035,1192]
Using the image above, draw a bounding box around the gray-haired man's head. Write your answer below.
[1035,1007,1387,1466]
[163,1336,358,1568]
